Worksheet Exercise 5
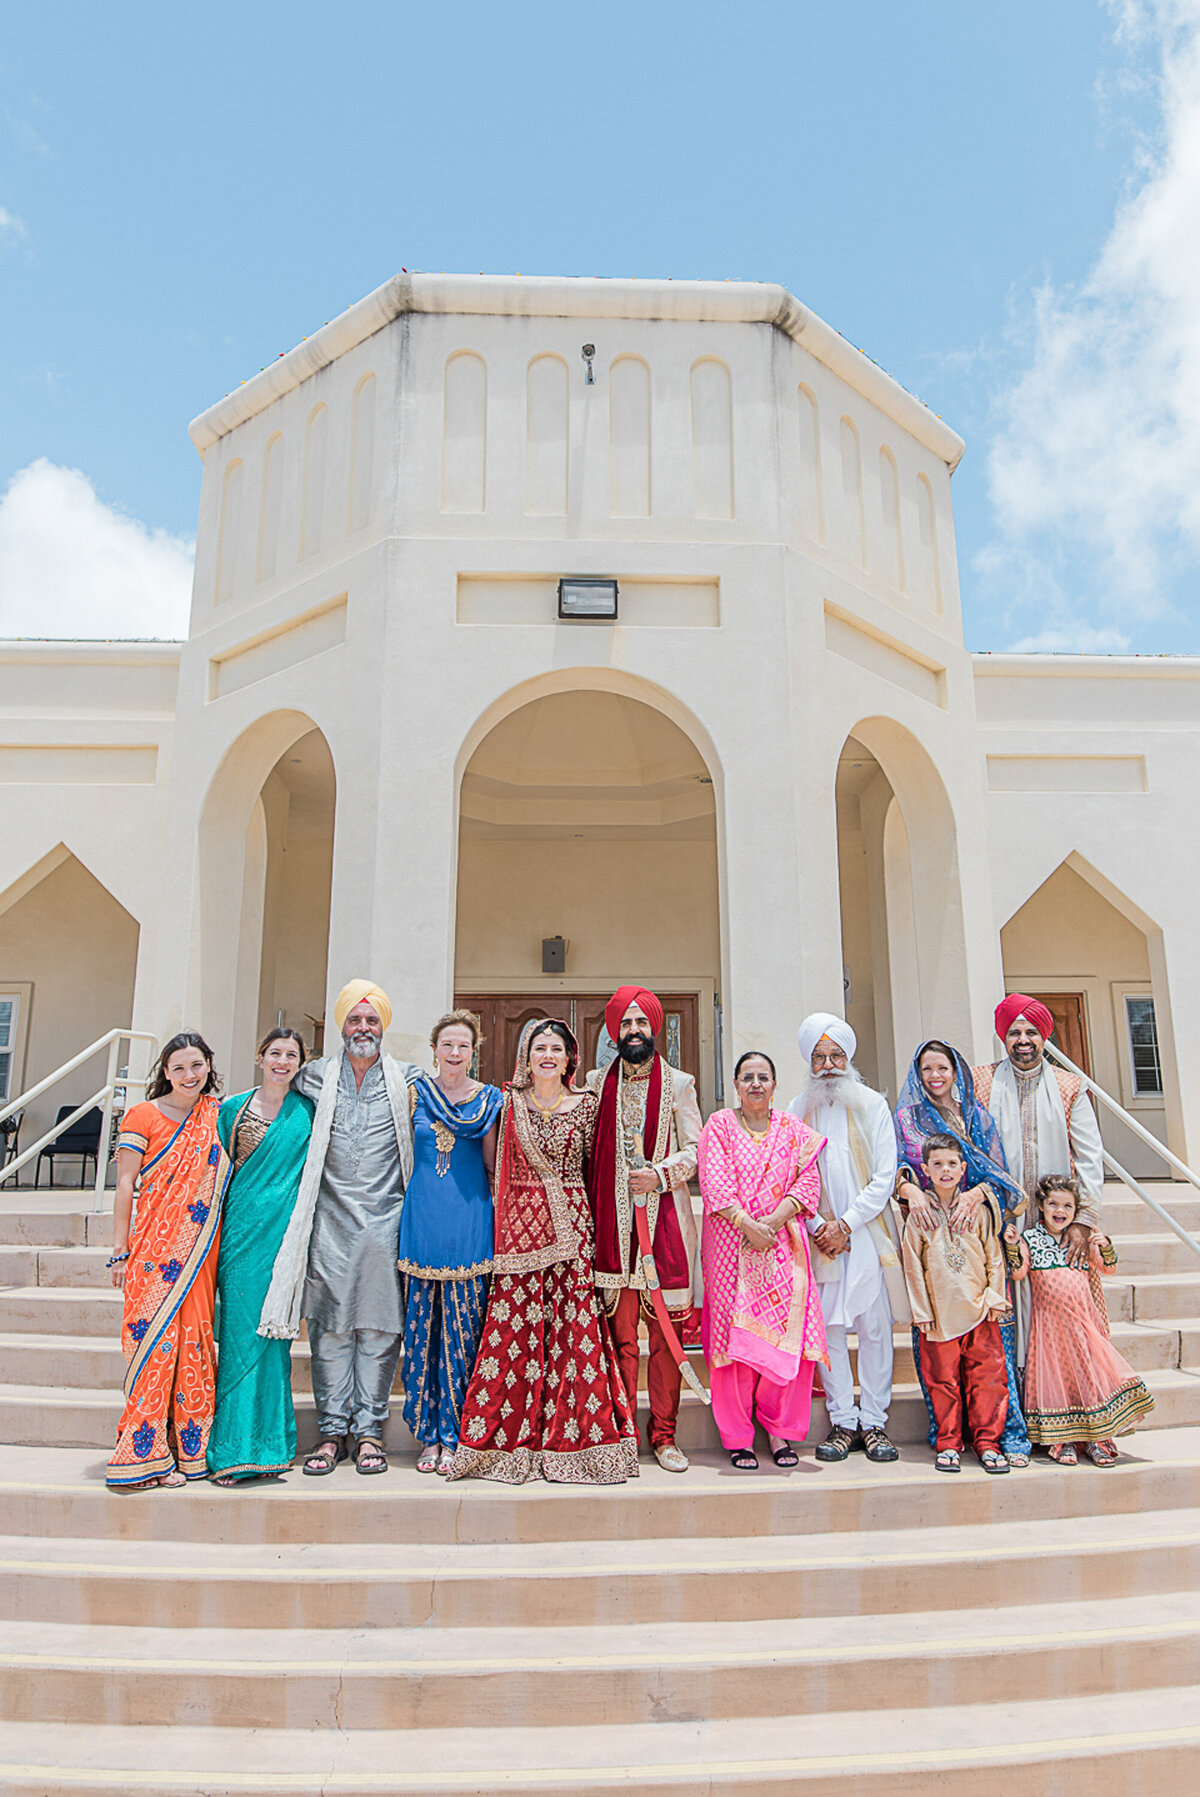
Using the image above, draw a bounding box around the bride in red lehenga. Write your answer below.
[447,1019,640,1485]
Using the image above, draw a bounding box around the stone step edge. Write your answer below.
[1,1513,1198,1591]
[0,1687,1197,1790]
[3,1590,1198,1671]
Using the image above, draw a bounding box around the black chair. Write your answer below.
[35,1106,104,1188]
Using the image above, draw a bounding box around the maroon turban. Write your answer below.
[605,985,664,1042]
[995,993,1054,1043]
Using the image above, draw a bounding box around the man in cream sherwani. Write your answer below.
[974,992,1104,1365]
[789,1012,904,1464]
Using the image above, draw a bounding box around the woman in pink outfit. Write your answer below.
[698,1051,828,1469]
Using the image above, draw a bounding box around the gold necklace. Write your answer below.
[738,1110,771,1142]
[528,1090,565,1116]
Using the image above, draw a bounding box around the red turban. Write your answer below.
[995,993,1054,1043]
[605,985,664,1042]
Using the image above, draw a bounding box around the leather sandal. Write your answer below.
[302,1437,347,1477]
[935,1449,961,1473]
[353,1437,388,1476]
[979,1449,1010,1474]
[729,1448,758,1470]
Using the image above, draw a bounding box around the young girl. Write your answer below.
[107,1033,229,1489]
[1007,1175,1154,1466]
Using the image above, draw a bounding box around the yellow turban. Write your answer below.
[333,980,393,1035]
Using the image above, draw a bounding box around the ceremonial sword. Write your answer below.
[627,1137,711,1406]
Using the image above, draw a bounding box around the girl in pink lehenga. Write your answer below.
[1008,1174,1154,1466]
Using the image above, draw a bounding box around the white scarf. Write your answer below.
[257,1046,415,1340]
[987,1059,1071,1202]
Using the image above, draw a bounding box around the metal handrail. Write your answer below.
[0,1029,158,1207]
[1044,1040,1200,1193]
[1043,1039,1200,1257]
[1102,1147,1200,1265]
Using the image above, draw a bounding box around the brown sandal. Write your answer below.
[353,1437,388,1476]
[302,1437,348,1477]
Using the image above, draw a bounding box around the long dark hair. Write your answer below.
[147,1031,222,1099]
[258,1026,308,1065]
[526,1019,579,1085]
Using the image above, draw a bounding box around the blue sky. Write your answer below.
[2,1,1197,651]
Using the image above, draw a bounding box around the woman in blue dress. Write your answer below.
[398,1010,502,1474]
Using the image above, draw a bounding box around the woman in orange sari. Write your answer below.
[106,1032,230,1489]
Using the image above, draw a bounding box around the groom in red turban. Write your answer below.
[974,993,1105,1352]
[585,987,703,1473]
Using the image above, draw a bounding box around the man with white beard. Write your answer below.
[789,1013,905,1463]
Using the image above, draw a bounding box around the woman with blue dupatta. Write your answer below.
[208,1028,315,1485]
[397,1011,502,1474]
[894,1038,1033,1465]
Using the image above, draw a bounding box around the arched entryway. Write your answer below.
[1000,853,1182,1173]
[195,713,336,1086]
[834,717,968,1096]
[453,686,722,1107]
[0,846,139,1147]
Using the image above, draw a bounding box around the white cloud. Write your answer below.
[981,0,1200,650]
[0,205,26,243]
[0,459,194,640]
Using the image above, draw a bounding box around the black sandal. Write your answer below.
[729,1448,758,1470]
[771,1444,799,1467]
[354,1437,389,1476]
[302,1437,347,1477]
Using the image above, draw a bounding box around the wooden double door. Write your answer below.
[454,993,700,1090]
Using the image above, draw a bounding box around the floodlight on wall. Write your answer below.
[558,577,618,621]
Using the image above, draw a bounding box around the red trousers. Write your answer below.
[922,1319,1008,1453]
[609,1287,682,1449]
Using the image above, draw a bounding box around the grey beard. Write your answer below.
[345,1031,380,1061]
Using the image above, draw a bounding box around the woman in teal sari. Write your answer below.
[208,1029,315,1485]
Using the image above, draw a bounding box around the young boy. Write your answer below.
[901,1132,1011,1474]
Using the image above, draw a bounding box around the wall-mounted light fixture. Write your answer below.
[541,935,567,974]
[581,343,596,385]
[558,577,618,621]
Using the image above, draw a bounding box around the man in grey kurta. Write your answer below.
[291,981,418,1474]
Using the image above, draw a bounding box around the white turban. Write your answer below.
[797,1012,857,1065]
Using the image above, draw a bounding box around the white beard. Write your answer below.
[797,1063,872,1122]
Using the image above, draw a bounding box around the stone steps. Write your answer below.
[0,1685,1197,1793]
[6,1590,1200,1730]
[2,1499,1199,1629]
[1,1182,1197,1795]
[4,1369,1197,1454]
[6,1441,1199,1544]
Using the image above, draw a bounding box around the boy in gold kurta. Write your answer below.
[901,1132,1011,1474]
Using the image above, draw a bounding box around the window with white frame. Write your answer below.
[1124,995,1163,1096]
[0,995,20,1100]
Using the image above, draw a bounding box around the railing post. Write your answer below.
[92,1035,121,1213]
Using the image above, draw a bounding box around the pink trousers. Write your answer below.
[710,1359,817,1450]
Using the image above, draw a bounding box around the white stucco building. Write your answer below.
[0,273,1190,1175]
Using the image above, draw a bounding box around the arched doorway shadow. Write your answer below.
[453,673,724,1109]
[1000,851,1185,1169]
[835,716,967,1096]
[194,712,337,1085]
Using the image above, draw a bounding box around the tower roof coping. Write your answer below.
[188,272,965,470]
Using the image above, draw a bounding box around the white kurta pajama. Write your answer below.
[788,1088,899,1433]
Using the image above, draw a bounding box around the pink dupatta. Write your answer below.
[698,1108,828,1382]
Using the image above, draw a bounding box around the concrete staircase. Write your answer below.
[0,1181,1199,1792]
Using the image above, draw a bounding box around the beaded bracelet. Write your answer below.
[105,1251,130,1269]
